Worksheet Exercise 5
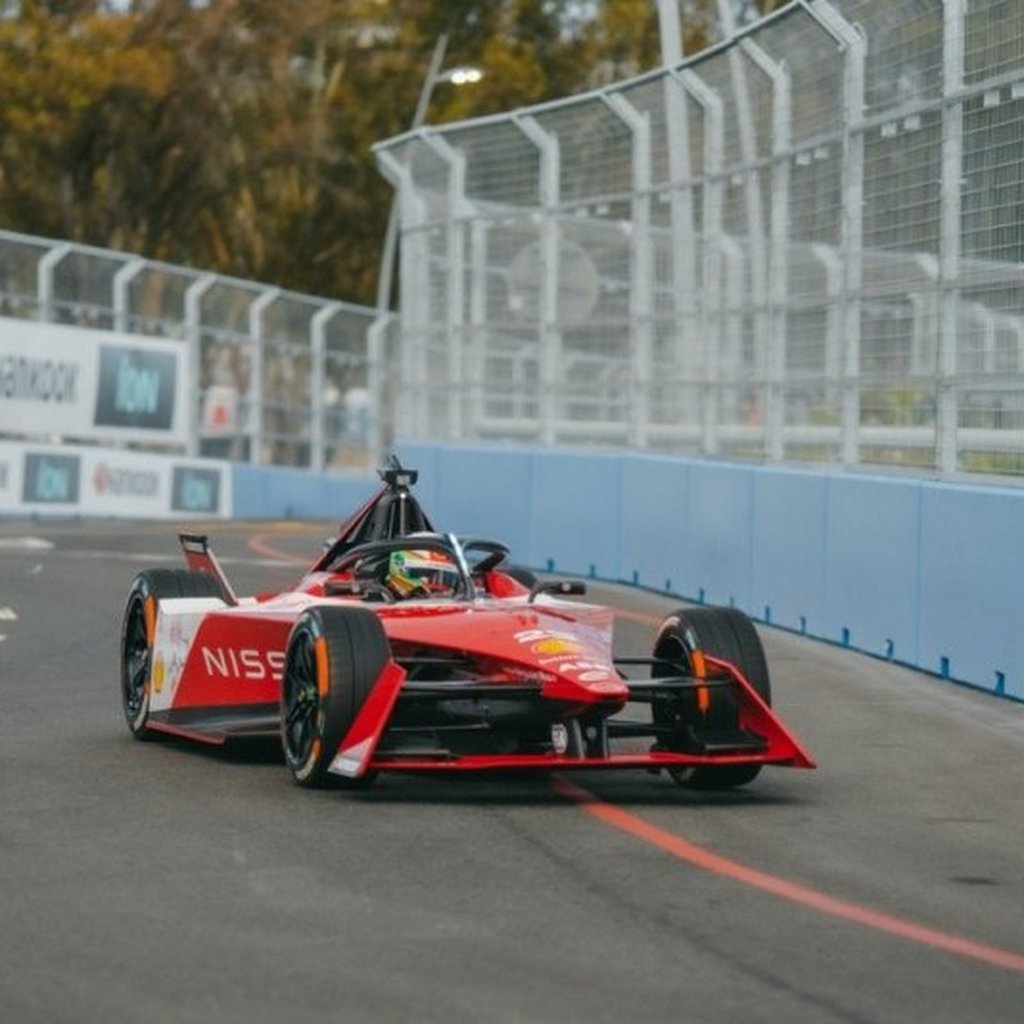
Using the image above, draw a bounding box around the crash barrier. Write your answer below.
[376,0,1024,480]
[5,434,1017,701]
[230,463,376,523]
[0,441,378,522]
[396,442,1024,703]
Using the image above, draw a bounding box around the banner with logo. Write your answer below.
[0,318,189,446]
[0,441,231,519]
[0,442,22,510]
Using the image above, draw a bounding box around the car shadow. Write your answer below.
[134,733,813,809]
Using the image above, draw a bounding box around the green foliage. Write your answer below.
[0,0,716,305]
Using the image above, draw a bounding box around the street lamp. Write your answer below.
[375,35,483,312]
[442,67,484,86]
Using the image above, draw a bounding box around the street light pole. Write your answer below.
[655,0,683,66]
[375,33,450,314]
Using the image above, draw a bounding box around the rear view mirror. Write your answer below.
[528,580,586,603]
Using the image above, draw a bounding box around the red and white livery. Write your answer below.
[120,461,814,790]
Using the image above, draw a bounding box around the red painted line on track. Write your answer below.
[248,533,310,565]
[552,776,1024,974]
[608,605,663,627]
[240,534,1020,971]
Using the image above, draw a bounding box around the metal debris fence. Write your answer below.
[0,229,389,471]
[375,0,1024,478]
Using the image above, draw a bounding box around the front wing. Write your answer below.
[328,653,816,779]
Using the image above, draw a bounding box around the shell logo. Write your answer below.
[152,655,165,694]
[532,638,583,657]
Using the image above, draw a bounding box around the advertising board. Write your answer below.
[0,442,231,519]
[0,318,189,446]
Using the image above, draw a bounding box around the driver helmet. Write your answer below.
[387,549,460,598]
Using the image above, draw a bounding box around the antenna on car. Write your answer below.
[379,453,418,490]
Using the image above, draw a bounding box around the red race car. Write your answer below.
[120,461,814,789]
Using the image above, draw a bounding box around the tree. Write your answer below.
[0,0,721,304]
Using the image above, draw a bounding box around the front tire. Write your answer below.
[281,606,390,788]
[652,606,771,790]
[120,569,220,739]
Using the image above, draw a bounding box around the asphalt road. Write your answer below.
[1,518,1022,1023]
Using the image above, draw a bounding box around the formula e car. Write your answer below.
[120,460,814,789]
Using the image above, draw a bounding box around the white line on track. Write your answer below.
[0,607,17,621]
[53,549,292,567]
[0,538,54,550]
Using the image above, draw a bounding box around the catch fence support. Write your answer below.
[604,91,653,448]
[112,258,146,335]
[184,273,218,458]
[310,302,344,472]
[248,287,281,465]
[421,131,470,442]
[804,0,865,467]
[673,68,724,456]
[513,114,562,446]
[36,243,71,323]
[939,0,967,475]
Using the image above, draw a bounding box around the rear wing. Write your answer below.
[179,534,238,606]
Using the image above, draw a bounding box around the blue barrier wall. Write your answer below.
[231,463,378,523]
[393,443,1024,702]
[232,445,1024,702]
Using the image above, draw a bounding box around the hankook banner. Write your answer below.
[0,441,231,518]
[0,317,189,445]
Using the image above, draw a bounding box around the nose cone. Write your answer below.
[540,666,628,705]
[505,612,624,704]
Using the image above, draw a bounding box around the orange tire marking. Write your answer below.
[143,596,157,645]
[315,636,329,698]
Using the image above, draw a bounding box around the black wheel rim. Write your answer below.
[123,594,150,720]
[283,625,319,766]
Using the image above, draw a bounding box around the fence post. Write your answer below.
[184,273,218,458]
[310,302,343,472]
[375,146,429,442]
[367,314,393,469]
[604,91,653,448]
[248,286,281,466]
[725,31,770,456]
[806,0,865,468]
[112,257,146,335]
[673,69,724,456]
[513,114,561,446]
[741,37,791,462]
[467,219,488,438]
[36,243,71,322]
[661,74,699,432]
[422,131,469,442]
[939,0,966,474]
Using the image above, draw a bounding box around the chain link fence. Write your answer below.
[376,0,1024,478]
[0,229,391,471]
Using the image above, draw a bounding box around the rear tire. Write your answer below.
[281,606,390,788]
[120,569,221,739]
[652,606,771,790]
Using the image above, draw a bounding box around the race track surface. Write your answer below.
[1,519,1022,1023]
